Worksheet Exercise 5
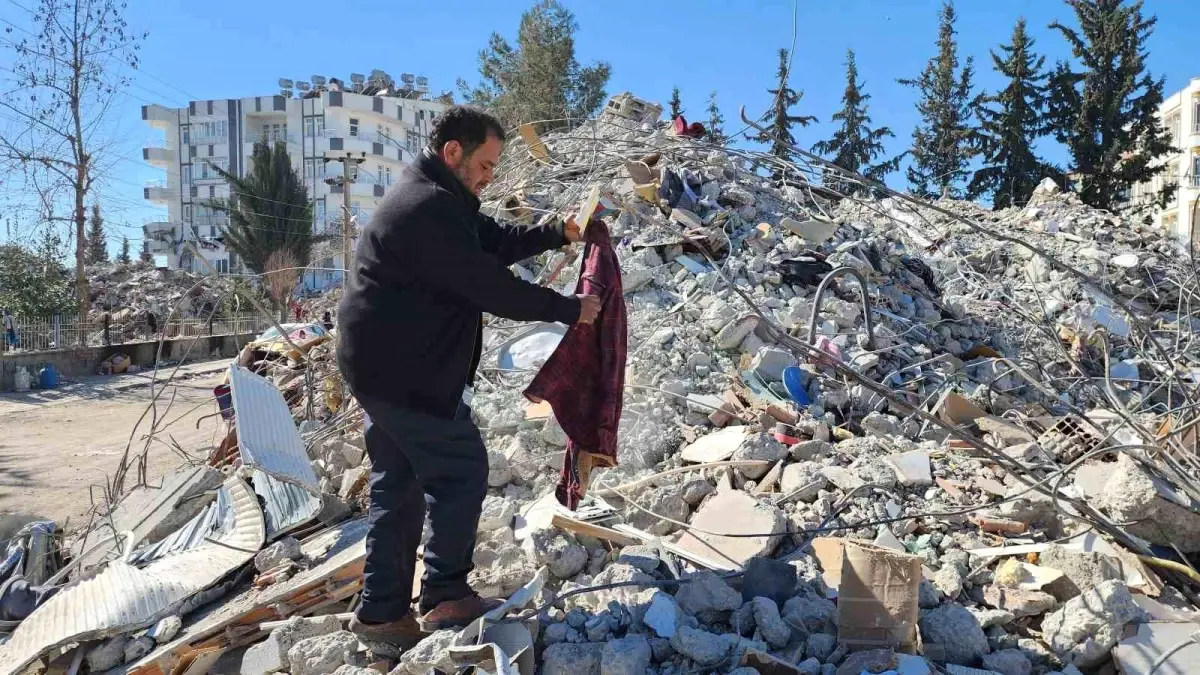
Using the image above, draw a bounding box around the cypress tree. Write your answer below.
[117,236,131,264]
[969,18,1056,208]
[86,203,108,265]
[706,91,727,145]
[668,86,683,119]
[751,48,818,171]
[899,1,979,199]
[1047,0,1171,211]
[812,50,902,194]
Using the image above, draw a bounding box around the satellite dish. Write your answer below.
[297,81,311,92]
[401,73,415,84]
[415,75,428,86]
[350,73,365,83]
[278,78,294,88]
[311,75,327,86]
[281,89,293,98]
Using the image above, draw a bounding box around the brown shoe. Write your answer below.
[418,594,505,631]
[349,613,426,648]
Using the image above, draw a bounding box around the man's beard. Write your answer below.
[451,164,475,194]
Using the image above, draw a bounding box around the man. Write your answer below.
[2,309,17,352]
[338,105,601,645]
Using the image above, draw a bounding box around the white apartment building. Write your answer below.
[1126,77,1200,240]
[141,71,448,290]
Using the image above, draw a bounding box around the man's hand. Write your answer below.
[576,295,601,324]
[564,215,584,243]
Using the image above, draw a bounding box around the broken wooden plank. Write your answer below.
[551,514,639,547]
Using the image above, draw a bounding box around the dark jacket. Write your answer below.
[338,148,580,419]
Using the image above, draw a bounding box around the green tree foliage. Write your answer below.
[668,87,683,119]
[706,91,727,146]
[117,236,131,264]
[86,203,108,265]
[812,50,902,193]
[209,141,314,275]
[1047,0,1171,211]
[751,48,818,170]
[0,242,74,317]
[899,1,979,198]
[970,19,1059,209]
[139,241,153,263]
[457,0,612,131]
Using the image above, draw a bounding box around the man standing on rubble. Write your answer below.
[338,105,601,646]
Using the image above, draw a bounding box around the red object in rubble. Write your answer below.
[672,115,707,139]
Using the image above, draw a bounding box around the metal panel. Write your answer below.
[228,364,319,490]
[0,478,265,675]
[252,469,321,537]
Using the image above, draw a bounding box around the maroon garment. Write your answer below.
[524,221,628,509]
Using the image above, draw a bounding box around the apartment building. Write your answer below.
[1125,77,1200,239]
[140,71,448,289]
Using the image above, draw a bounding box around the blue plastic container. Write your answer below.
[38,364,58,389]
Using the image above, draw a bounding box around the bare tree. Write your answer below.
[0,0,143,341]
[263,248,300,322]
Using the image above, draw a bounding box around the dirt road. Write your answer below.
[0,360,232,527]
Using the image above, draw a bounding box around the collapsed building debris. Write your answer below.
[7,93,1200,674]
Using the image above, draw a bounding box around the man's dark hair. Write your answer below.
[428,105,506,157]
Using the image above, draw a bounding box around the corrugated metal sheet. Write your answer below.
[228,365,319,489]
[252,469,321,537]
[0,478,265,675]
[128,489,228,566]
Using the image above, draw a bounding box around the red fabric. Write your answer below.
[524,221,627,510]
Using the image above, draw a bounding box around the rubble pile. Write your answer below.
[5,95,1200,675]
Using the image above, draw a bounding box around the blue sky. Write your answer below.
[1,0,1198,254]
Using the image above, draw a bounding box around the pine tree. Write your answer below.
[457,0,612,131]
[117,236,131,264]
[668,87,683,119]
[1047,0,1171,212]
[899,1,979,199]
[968,19,1056,208]
[751,48,818,171]
[812,50,902,194]
[86,203,108,265]
[706,91,727,145]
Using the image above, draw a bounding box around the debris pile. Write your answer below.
[5,94,1200,675]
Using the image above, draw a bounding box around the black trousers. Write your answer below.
[355,395,489,623]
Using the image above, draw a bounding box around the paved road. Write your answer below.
[0,358,233,526]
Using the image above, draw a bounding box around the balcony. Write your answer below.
[142,145,174,166]
[328,180,386,198]
[142,104,176,130]
[144,182,173,203]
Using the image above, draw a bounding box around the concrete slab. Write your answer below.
[676,490,785,568]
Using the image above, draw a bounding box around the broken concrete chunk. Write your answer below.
[643,590,681,638]
[241,614,342,675]
[254,536,303,572]
[886,450,933,486]
[479,495,518,532]
[819,466,865,491]
[86,635,130,672]
[680,426,751,463]
[751,597,792,648]
[676,489,786,566]
[680,477,716,505]
[616,545,661,574]
[391,629,458,675]
[982,649,1033,675]
[834,648,897,675]
[732,433,789,478]
[542,642,603,675]
[750,346,797,381]
[993,559,1064,592]
[670,626,734,665]
[783,590,838,634]
[601,635,651,675]
[983,586,1057,618]
[1037,543,1123,601]
[148,614,182,643]
[780,462,828,501]
[919,604,989,665]
[124,636,155,664]
[1041,580,1147,669]
[742,556,798,605]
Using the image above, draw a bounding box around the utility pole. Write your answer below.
[324,151,366,286]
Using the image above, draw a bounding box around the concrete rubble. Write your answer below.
[8,92,1200,675]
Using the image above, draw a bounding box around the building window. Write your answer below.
[216,259,229,274]
[377,124,392,143]
[182,165,192,184]
[209,185,216,198]
[1193,156,1200,188]
[377,164,384,185]
[349,118,359,137]
[406,130,418,152]
[1194,101,1200,132]
[183,204,193,222]
[305,117,315,137]
[190,186,198,197]
[181,125,190,145]
[316,116,325,136]
[385,166,392,186]
[304,158,317,183]
[315,199,326,232]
